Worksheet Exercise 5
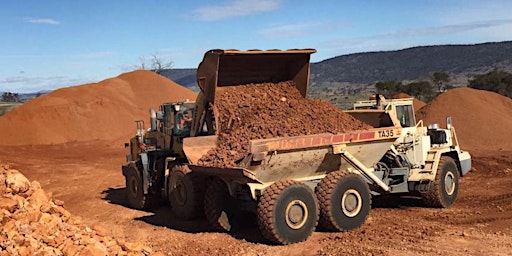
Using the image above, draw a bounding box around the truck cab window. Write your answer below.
[395,105,415,127]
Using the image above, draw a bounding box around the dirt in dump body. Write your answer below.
[197,81,372,168]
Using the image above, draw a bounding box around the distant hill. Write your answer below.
[310,41,512,85]
[162,41,512,90]
[159,69,197,90]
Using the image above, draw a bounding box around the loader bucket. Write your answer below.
[182,135,218,165]
[197,49,316,102]
[190,49,316,136]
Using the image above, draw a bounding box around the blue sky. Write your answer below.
[1,0,512,93]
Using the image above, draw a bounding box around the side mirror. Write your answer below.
[446,116,452,129]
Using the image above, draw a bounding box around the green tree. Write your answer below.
[432,72,450,92]
[1,92,20,102]
[404,81,434,101]
[375,80,403,98]
[469,69,512,98]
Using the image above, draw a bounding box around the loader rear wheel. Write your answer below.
[125,166,158,210]
[316,171,371,231]
[257,180,319,245]
[168,165,205,220]
[422,156,459,208]
[204,178,234,232]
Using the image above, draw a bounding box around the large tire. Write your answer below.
[204,178,233,231]
[422,156,459,208]
[257,180,319,245]
[168,165,205,220]
[316,171,371,231]
[124,166,158,210]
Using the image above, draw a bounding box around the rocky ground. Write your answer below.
[0,163,158,256]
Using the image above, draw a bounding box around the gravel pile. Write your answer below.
[0,164,157,256]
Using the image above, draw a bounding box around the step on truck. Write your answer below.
[122,49,472,244]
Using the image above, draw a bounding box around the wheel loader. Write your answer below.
[122,48,471,245]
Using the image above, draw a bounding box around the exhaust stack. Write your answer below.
[150,108,157,131]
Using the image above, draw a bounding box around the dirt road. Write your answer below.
[1,142,511,255]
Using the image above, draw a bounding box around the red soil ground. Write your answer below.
[1,72,512,255]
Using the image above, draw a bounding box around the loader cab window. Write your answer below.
[174,108,193,136]
[395,105,415,127]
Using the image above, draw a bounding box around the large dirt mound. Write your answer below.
[0,164,155,255]
[416,87,512,151]
[198,81,372,167]
[392,93,426,112]
[0,70,196,146]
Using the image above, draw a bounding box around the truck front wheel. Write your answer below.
[168,165,205,219]
[422,156,459,208]
[124,166,158,210]
[316,171,371,231]
[257,180,319,245]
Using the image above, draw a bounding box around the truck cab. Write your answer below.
[349,94,471,192]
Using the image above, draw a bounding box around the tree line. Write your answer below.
[468,69,512,98]
[1,92,21,102]
[375,72,451,102]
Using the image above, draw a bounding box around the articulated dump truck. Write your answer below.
[122,49,472,245]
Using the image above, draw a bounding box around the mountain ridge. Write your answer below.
[162,41,512,89]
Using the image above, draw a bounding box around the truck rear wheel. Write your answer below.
[257,180,319,245]
[168,165,205,220]
[124,166,158,210]
[422,156,459,208]
[204,178,233,232]
[316,171,371,231]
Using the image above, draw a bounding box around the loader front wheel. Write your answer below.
[125,166,158,210]
[257,181,319,245]
[204,178,234,232]
[422,156,459,208]
[168,165,205,220]
[316,171,371,231]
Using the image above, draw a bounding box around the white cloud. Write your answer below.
[259,22,325,39]
[191,0,282,21]
[77,51,116,59]
[322,19,512,49]
[24,17,60,25]
[0,75,92,93]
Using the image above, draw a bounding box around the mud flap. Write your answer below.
[458,151,471,176]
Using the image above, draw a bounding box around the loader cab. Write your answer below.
[160,101,196,137]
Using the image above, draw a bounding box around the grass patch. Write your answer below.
[0,102,23,116]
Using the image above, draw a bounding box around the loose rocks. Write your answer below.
[0,164,154,255]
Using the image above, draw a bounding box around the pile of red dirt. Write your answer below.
[416,87,512,151]
[0,164,155,255]
[392,93,426,112]
[198,81,372,167]
[0,70,196,146]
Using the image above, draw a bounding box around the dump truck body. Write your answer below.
[183,111,403,192]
